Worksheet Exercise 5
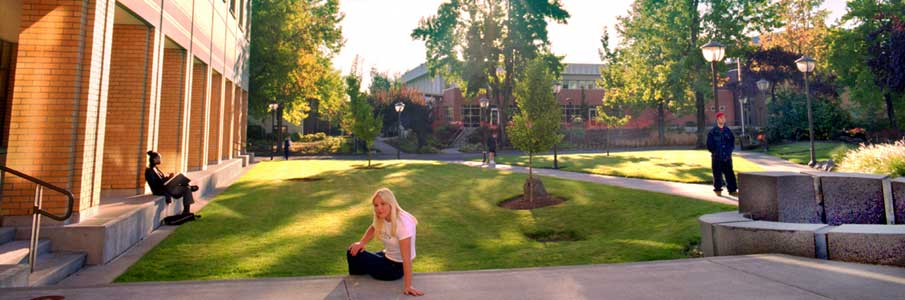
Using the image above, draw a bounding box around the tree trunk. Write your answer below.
[885,93,899,132]
[528,152,534,202]
[605,127,610,156]
[367,145,372,168]
[657,101,666,145]
[695,91,706,149]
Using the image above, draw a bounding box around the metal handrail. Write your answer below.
[0,165,75,272]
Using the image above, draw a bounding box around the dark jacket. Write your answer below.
[707,125,735,161]
[144,167,169,196]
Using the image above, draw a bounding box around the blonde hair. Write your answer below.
[371,188,417,238]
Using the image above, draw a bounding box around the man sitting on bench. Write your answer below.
[144,150,199,218]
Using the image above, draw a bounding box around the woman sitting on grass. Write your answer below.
[347,188,424,296]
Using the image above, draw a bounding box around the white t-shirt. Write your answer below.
[379,211,417,263]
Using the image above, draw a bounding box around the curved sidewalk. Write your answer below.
[455,161,739,206]
[3,254,903,300]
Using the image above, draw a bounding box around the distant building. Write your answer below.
[401,62,744,130]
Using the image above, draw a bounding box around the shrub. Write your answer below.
[766,91,852,142]
[458,143,484,153]
[289,136,348,155]
[296,132,328,142]
[837,140,905,177]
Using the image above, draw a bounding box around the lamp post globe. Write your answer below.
[795,55,817,167]
[756,79,770,92]
[702,40,726,111]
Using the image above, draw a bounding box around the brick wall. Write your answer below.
[207,71,222,164]
[188,61,207,170]
[2,0,114,217]
[221,80,233,160]
[233,85,242,155]
[102,24,152,191]
[157,47,187,174]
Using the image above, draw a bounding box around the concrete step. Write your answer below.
[0,240,51,265]
[28,251,86,287]
[0,228,14,245]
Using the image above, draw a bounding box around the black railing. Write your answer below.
[0,165,75,272]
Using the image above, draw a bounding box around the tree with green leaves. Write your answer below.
[604,0,778,147]
[412,0,569,145]
[827,1,905,132]
[315,68,347,135]
[343,73,382,167]
[508,58,562,203]
[250,0,344,126]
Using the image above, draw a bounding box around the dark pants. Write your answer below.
[284,149,289,160]
[165,186,194,215]
[712,158,738,193]
[346,250,403,281]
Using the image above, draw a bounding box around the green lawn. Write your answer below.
[766,142,854,165]
[488,150,764,183]
[115,160,733,282]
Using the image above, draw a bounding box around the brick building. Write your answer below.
[402,62,754,130]
[0,0,251,280]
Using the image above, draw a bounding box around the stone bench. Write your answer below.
[827,225,905,267]
[738,172,820,223]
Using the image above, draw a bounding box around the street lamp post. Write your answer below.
[739,97,748,136]
[701,41,726,113]
[479,96,489,164]
[395,102,405,159]
[795,55,817,167]
[553,83,562,169]
[757,79,771,153]
[269,102,280,160]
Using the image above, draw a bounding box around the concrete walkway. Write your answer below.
[456,161,739,205]
[735,151,815,172]
[3,254,903,300]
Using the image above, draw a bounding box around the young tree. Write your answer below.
[508,58,562,202]
[596,106,631,157]
[250,0,344,125]
[412,0,569,145]
[344,73,382,167]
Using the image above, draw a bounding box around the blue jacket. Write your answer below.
[707,125,734,161]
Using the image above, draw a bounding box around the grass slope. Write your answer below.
[116,160,733,282]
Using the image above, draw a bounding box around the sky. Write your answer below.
[332,0,850,88]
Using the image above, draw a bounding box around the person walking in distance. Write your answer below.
[707,112,738,197]
[487,131,498,168]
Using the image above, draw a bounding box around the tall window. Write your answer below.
[0,40,17,149]
[462,105,480,127]
[561,104,582,123]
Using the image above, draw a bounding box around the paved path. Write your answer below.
[735,150,815,172]
[455,161,739,205]
[4,255,903,300]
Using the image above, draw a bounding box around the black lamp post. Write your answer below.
[757,78,771,152]
[269,102,279,160]
[395,102,405,159]
[795,55,817,167]
[480,96,489,164]
[553,82,562,169]
[701,41,726,113]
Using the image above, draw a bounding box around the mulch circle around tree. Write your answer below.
[284,177,324,182]
[498,194,566,210]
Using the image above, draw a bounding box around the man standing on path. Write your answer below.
[707,112,737,197]
[487,131,498,168]
[284,138,291,160]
